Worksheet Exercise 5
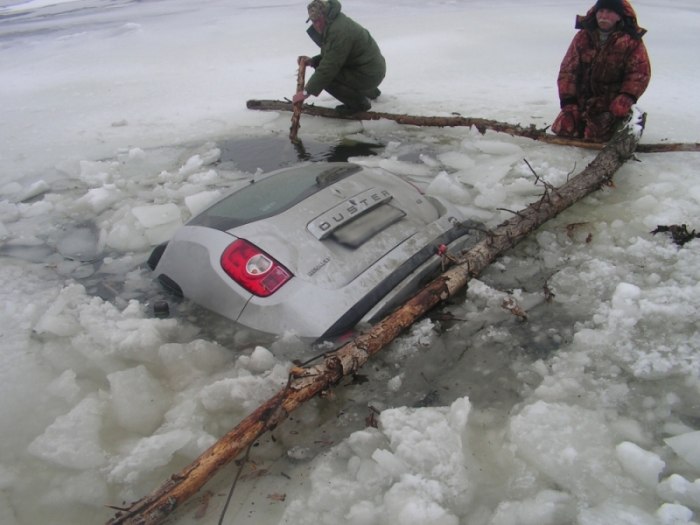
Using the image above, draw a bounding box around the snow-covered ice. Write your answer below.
[1,1,699,524]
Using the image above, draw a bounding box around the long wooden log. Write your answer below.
[107,110,646,525]
[246,98,698,153]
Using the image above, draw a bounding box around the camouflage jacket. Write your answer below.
[557,0,651,113]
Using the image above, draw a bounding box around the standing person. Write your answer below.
[551,0,651,142]
[292,0,386,116]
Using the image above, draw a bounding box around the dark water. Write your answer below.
[216,136,383,173]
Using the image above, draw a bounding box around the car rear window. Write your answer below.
[188,163,361,231]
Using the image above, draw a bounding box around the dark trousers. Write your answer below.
[324,67,384,109]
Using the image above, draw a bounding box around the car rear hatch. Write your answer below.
[229,167,443,289]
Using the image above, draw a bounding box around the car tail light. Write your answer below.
[221,239,292,297]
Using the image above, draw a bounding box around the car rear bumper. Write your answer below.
[236,219,483,340]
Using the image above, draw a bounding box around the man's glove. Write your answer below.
[551,104,580,137]
[609,94,635,118]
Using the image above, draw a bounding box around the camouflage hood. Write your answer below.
[306,0,342,24]
[576,0,647,39]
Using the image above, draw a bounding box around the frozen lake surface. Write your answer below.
[1,1,699,524]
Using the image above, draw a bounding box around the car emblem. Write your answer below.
[307,188,393,240]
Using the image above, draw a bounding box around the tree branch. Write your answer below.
[246,99,693,153]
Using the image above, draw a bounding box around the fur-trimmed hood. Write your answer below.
[576,0,646,39]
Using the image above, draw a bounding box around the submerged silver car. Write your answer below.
[148,162,481,340]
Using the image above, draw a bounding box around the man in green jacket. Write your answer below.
[292,0,386,115]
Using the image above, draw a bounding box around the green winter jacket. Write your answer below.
[305,0,386,96]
